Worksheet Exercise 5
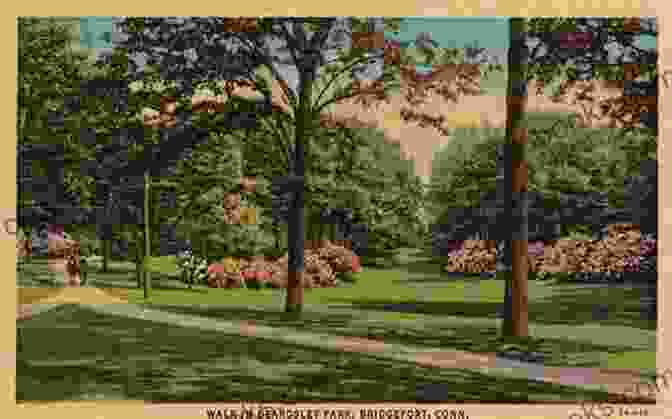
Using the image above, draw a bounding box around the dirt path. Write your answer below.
[236,320,654,402]
[18,290,654,401]
[17,287,128,320]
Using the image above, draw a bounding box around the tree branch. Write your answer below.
[313,51,385,113]
[279,22,303,70]
[224,28,298,111]
[313,84,386,116]
[257,113,292,170]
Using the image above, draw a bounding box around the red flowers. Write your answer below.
[208,263,225,275]
[351,255,362,273]
[242,270,272,280]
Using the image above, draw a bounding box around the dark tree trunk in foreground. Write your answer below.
[502,17,529,338]
[285,50,316,314]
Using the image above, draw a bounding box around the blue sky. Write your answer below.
[80,17,657,66]
[386,17,656,50]
[386,17,512,50]
[79,17,115,49]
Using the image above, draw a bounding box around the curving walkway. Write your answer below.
[16,286,657,401]
[17,286,128,320]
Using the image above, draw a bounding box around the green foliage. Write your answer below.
[168,132,243,220]
[524,18,657,91]
[321,126,427,251]
[210,223,275,260]
[195,193,275,260]
[18,18,89,132]
[428,112,657,231]
[428,126,502,214]
[18,18,93,211]
[359,249,403,268]
[100,18,504,269]
[234,106,428,255]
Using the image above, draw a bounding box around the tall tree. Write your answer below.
[18,17,96,251]
[499,17,657,337]
[115,17,494,313]
[501,18,529,337]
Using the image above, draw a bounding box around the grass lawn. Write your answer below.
[126,270,655,372]
[18,252,656,375]
[17,303,621,403]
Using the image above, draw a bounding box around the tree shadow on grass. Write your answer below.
[392,260,457,278]
[92,280,209,293]
[148,305,647,370]
[16,304,629,403]
[327,285,656,330]
[388,257,492,284]
[146,304,357,331]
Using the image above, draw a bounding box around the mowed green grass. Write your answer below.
[19,251,655,374]
[17,303,623,403]
[129,268,655,372]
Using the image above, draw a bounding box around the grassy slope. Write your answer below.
[19,256,656,374]
[18,303,623,403]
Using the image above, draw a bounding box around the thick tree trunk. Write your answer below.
[285,188,306,313]
[502,17,529,338]
[285,52,314,315]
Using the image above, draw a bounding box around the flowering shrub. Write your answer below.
[241,269,272,289]
[446,225,657,283]
[205,243,361,289]
[448,247,465,257]
[221,257,241,274]
[314,242,360,274]
[207,262,246,288]
[528,241,546,258]
[446,240,463,254]
[207,263,226,276]
[621,234,657,275]
[351,255,362,273]
[623,256,641,272]
[641,234,657,257]
[176,250,209,287]
[641,235,657,270]
[335,254,363,283]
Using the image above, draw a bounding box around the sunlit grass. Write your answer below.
[17,253,655,373]
[17,304,622,402]
[603,351,656,373]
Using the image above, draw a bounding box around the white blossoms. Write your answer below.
[177,250,209,285]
